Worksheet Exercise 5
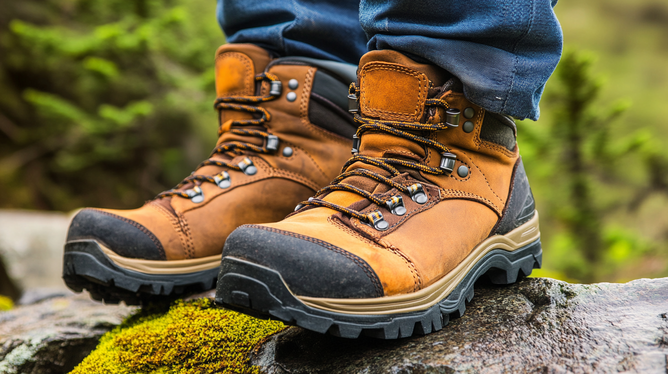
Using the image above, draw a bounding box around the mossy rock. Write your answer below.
[0,295,13,311]
[71,299,286,374]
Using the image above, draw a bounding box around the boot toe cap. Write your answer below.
[223,225,383,299]
[67,208,166,261]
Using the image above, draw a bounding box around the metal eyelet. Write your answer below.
[385,195,407,216]
[238,157,257,175]
[213,171,231,189]
[445,108,460,128]
[270,81,282,96]
[348,93,359,113]
[294,197,314,212]
[351,134,361,155]
[266,135,279,151]
[367,210,389,231]
[439,152,457,174]
[186,186,204,203]
[407,183,428,204]
[288,79,299,89]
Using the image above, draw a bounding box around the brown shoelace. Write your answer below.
[295,86,461,230]
[156,72,282,202]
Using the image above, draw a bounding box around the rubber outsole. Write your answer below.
[63,240,220,305]
[215,238,542,339]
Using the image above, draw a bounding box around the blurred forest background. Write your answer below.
[0,0,667,284]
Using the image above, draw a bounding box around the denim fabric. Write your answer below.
[217,0,368,64]
[217,0,562,120]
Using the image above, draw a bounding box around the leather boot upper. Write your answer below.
[67,44,356,261]
[224,50,529,298]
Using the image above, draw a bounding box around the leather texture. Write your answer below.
[228,50,536,298]
[66,44,355,264]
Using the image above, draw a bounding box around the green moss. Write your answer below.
[0,295,13,311]
[71,299,286,374]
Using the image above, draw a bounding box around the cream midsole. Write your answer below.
[298,211,540,315]
[94,243,221,275]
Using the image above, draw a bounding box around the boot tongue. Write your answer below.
[356,50,449,161]
[324,51,449,205]
[215,43,272,97]
[214,43,273,147]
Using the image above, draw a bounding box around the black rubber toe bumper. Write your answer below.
[216,237,542,339]
[223,225,383,299]
[67,208,166,260]
[63,240,219,305]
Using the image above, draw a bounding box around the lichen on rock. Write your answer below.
[71,299,286,374]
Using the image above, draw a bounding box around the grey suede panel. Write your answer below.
[480,112,517,151]
[309,94,357,139]
[494,160,536,235]
[312,70,350,111]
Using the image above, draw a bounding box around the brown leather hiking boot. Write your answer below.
[63,44,358,304]
[216,50,542,339]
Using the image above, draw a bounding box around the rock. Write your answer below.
[0,293,135,374]
[4,277,667,373]
[0,209,73,294]
[252,277,668,373]
[0,256,20,302]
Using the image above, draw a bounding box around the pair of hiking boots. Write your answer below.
[63,44,541,339]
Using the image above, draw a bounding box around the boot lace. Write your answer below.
[156,72,282,202]
[294,85,461,230]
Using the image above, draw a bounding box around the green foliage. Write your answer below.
[522,50,668,282]
[71,299,286,374]
[0,0,222,210]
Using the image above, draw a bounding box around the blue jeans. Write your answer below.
[217,0,562,121]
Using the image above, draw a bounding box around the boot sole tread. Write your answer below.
[62,240,219,305]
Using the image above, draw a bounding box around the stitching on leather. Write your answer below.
[147,203,187,258]
[177,213,195,259]
[245,224,384,297]
[448,159,472,182]
[215,52,253,97]
[470,105,516,158]
[267,166,321,192]
[360,63,428,121]
[384,148,421,159]
[386,244,422,292]
[333,207,422,292]
[329,216,385,251]
[298,67,350,145]
[489,158,522,236]
[287,143,328,184]
[459,149,504,206]
[439,188,502,215]
[380,194,437,234]
[178,156,319,213]
[90,209,166,259]
[351,186,438,236]
[479,137,517,158]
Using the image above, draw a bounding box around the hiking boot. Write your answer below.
[216,50,542,338]
[62,44,358,304]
